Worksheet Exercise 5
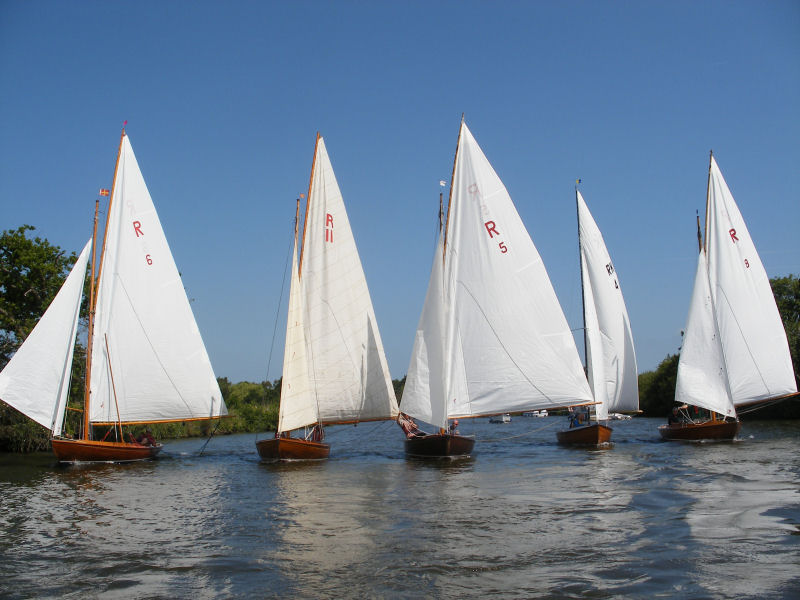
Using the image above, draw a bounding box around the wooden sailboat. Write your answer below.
[256,134,399,461]
[399,119,594,458]
[557,189,639,446]
[0,128,227,462]
[660,153,797,441]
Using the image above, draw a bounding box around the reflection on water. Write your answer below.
[0,419,798,598]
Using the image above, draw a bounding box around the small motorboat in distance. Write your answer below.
[489,414,511,424]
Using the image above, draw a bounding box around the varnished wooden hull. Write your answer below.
[557,423,613,446]
[256,437,330,461]
[659,419,741,441]
[51,438,162,463]
[404,434,475,458]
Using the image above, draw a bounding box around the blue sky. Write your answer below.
[2,1,798,383]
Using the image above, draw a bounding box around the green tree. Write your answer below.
[638,354,679,418]
[771,274,800,385]
[0,226,82,451]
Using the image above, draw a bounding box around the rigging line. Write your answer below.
[456,281,554,403]
[713,284,773,396]
[197,418,222,456]
[308,296,362,421]
[265,226,294,385]
[108,275,195,415]
[479,418,561,442]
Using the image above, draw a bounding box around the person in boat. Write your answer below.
[569,406,588,428]
[397,413,423,438]
[449,419,460,435]
[309,424,324,442]
[668,406,688,425]
[136,429,156,446]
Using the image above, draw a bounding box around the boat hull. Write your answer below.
[658,419,741,441]
[256,437,331,461]
[404,434,475,458]
[51,438,162,463]
[556,423,613,446]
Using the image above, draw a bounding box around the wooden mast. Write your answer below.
[442,114,463,266]
[298,132,320,278]
[82,200,100,440]
[576,186,589,372]
[704,150,720,423]
[83,126,125,441]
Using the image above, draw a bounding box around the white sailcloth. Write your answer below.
[277,235,315,433]
[89,134,226,424]
[675,251,736,417]
[297,136,399,425]
[0,239,92,435]
[400,235,449,427]
[403,122,593,429]
[705,157,796,406]
[577,191,639,421]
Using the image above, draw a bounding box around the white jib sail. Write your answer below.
[675,251,736,417]
[0,239,92,435]
[401,235,451,428]
[277,235,316,433]
[705,157,796,406]
[577,191,639,421]
[300,136,399,424]
[89,135,226,424]
[441,122,592,419]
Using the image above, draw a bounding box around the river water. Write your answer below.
[0,417,798,599]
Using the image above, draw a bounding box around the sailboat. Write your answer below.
[256,134,399,461]
[399,119,594,458]
[660,153,797,441]
[0,128,227,462]
[557,189,639,445]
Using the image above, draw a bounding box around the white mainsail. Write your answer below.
[705,156,796,406]
[403,121,593,429]
[577,191,639,421]
[89,134,226,424]
[675,251,736,417]
[0,240,91,436]
[292,135,398,426]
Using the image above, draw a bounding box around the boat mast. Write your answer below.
[576,186,589,372]
[82,199,100,440]
[703,150,712,255]
[442,114,464,266]
[298,132,320,278]
[83,126,125,440]
[703,150,720,423]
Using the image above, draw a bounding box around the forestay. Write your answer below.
[298,137,399,425]
[577,191,639,421]
[0,240,92,436]
[705,157,796,406]
[675,251,736,417]
[89,135,226,424]
[403,122,592,429]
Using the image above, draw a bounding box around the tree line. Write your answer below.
[1,226,798,452]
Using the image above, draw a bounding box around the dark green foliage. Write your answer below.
[771,274,799,385]
[393,376,406,406]
[638,354,679,418]
[0,225,80,368]
[0,226,83,452]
